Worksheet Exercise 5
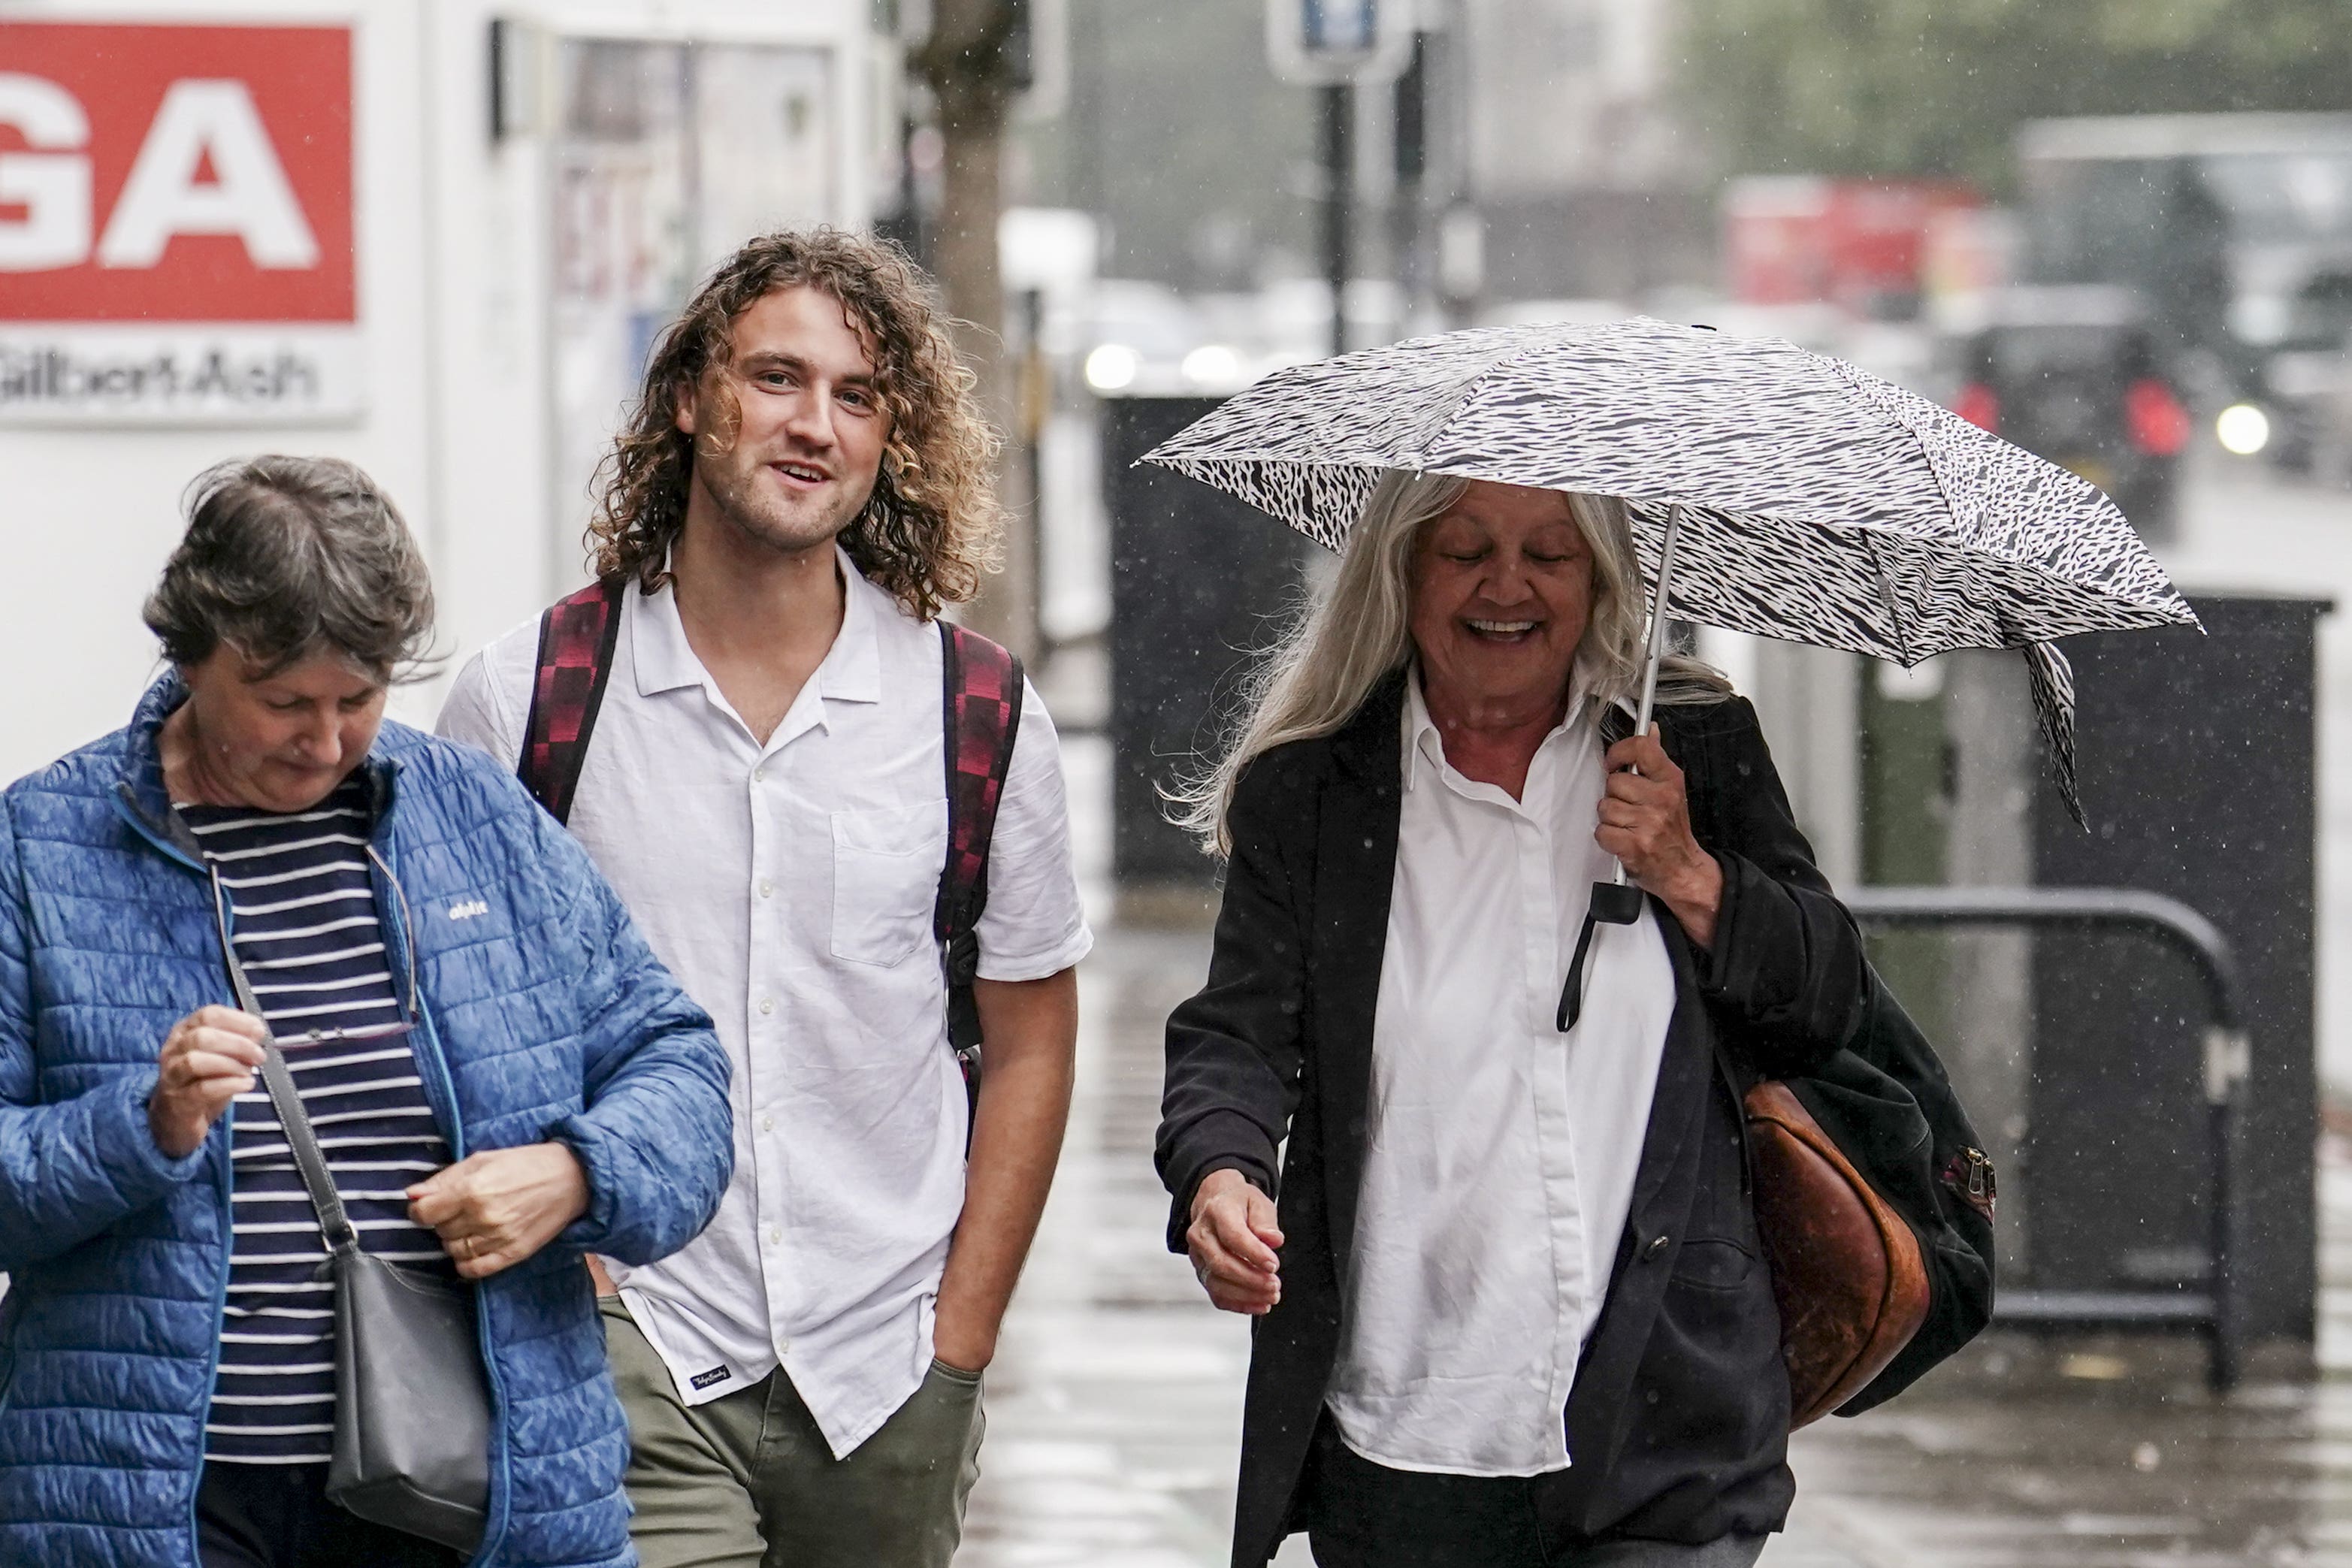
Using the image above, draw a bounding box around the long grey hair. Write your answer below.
[1173,470,1730,857]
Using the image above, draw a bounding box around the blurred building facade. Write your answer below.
[1012,0,1317,294]
[1,0,881,783]
[1009,0,1712,321]
[1462,0,1712,307]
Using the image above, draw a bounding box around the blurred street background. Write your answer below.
[10,0,2352,1560]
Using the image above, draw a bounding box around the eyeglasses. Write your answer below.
[270,1020,414,1050]
[208,844,426,1044]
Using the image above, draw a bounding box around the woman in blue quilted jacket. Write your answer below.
[0,456,735,1568]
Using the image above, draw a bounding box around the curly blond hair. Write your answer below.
[586,228,1003,620]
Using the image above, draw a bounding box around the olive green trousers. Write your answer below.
[601,1296,985,1568]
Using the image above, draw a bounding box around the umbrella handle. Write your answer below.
[1611,501,1687,890]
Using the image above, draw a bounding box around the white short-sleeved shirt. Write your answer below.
[1322,672,1673,1477]
[437,549,1092,1456]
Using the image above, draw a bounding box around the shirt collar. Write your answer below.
[1400,672,1447,794]
[629,542,884,708]
[820,545,884,705]
[1398,654,1635,793]
[629,571,703,698]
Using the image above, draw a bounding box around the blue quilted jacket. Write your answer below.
[0,675,734,1566]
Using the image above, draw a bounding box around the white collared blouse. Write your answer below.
[1321,671,1676,1477]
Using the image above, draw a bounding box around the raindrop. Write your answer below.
[2131,1441,2161,1472]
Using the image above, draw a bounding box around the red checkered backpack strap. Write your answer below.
[517,577,627,826]
[934,621,1025,1079]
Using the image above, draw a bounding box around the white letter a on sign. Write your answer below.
[98,80,320,269]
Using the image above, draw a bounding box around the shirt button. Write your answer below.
[758,997,775,1016]
[761,1115,774,1131]
[769,1228,782,1245]
[758,880,774,899]
[752,767,766,784]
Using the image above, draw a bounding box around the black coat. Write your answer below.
[1157,675,1872,1567]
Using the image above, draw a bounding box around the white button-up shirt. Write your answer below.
[1322,672,1674,1477]
[437,551,1092,1455]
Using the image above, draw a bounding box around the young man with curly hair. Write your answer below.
[438,229,1090,1567]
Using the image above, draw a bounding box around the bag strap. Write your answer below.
[518,577,628,826]
[210,872,360,1257]
[257,1044,361,1257]
[934,621,1025,1053]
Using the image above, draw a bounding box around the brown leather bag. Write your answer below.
[1742,1081,1933,1428]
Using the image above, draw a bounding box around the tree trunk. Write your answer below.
[918,1,1035,659]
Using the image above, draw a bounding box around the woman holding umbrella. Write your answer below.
[1153,315,2192,1568]
[1159,470,1863,1566]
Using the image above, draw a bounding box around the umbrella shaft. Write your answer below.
[1634,503,1686,737]
[1615,503,1686,891]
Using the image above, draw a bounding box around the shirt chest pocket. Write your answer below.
[829,800,948,967]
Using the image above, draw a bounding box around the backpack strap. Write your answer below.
[518,577,627,826]
[935,621,1025,1059]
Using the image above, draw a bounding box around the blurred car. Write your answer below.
[2258,269,2352,477]
[1946,286,2191,544]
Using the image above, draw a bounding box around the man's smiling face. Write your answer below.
[676,284,890,557]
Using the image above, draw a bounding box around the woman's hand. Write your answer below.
[1597,726,1725,950]
[150,1006,268,1159]
[1187,1168,1283,1315]
[408,1143,590,1281]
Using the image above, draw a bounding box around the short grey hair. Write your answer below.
[144,455,437,683]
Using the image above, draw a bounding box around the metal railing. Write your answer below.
[1843,886,2250,1393]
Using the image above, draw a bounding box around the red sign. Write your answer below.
[0,23,352,322]
[1725,177,1980,310]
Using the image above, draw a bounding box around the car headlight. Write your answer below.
[1084,344,1140,393]
[2215,403,2271,456]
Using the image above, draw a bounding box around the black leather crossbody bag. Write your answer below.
[213,874,492,1552]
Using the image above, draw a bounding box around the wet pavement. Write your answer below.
[960,921,1253,1568]
[957,917,2352,1568]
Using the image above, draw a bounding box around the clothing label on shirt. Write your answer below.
[690,1365,733,1391]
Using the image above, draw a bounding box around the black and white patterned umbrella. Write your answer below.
[1142,316,2199,825]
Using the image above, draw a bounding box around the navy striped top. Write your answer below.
[179,778,459,1466]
